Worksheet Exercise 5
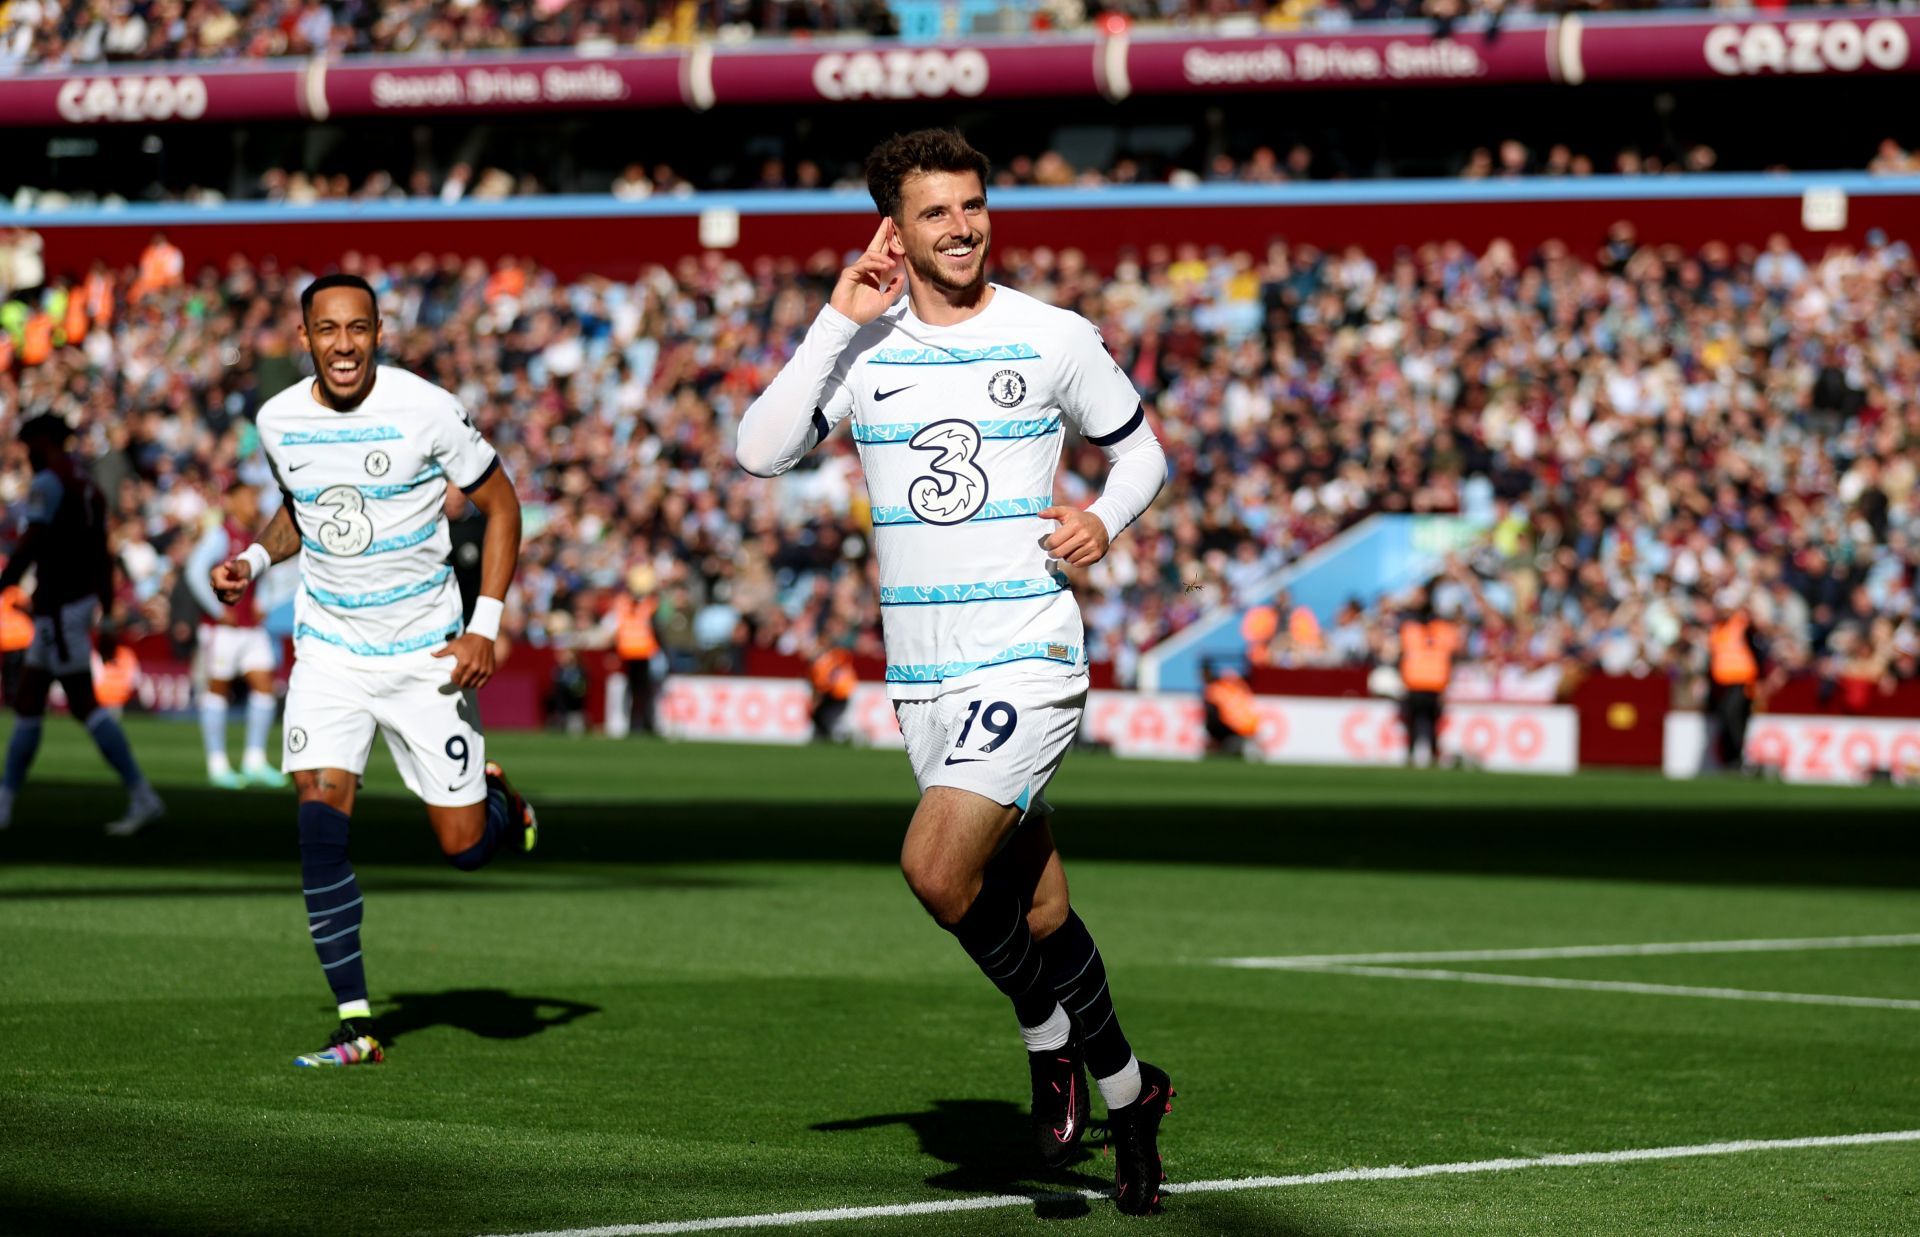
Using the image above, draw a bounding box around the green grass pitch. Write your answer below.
[3,718,1918,1235]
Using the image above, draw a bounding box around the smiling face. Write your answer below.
[299,284,381,409]
[893,169,991,299]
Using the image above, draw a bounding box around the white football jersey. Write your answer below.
[257,365,497,665]
[816,285,1143,699]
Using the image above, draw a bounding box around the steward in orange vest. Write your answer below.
[611,569,661,736]
[1707,610,1762,771]
[1398,593,1458,767]
[92,644,139,711]
[809,646,857,743]
[1202,661,1260,758]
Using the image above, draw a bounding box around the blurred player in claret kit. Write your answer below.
[737,130,1175,1215]
[210,273,537,1069]
[0,414,164,836]
[184,482,289,789]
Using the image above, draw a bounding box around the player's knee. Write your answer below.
[62,678,98,721]
[1026,894,1068,942]
[900,852,976,925]
[12,681,48,717]
[294,771,354,812]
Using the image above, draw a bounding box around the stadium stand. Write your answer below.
[1,222,1914,707]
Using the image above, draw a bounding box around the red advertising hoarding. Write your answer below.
[1,13,1915,126]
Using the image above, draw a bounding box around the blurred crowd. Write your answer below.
[21,131,1918,215]
[0,0,1895,69]
[0,219,1916,701]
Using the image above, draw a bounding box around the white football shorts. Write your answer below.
[25,597,96,677]
[283,654,487,807]
[199,624,276,682]
[894,669,1088,818]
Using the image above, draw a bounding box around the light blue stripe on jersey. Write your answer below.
[301,518,439,558]
[879,576,1066,607]
[294,623,459,657]
[869,344,1040,365]
[852,418,1060,444]
[305,565,451,610]
[289,464,445,503]
[886,641,1083,684]
[279,427,404,445]
[871,496,1051,527]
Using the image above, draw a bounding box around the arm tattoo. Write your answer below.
[258,505,300,563]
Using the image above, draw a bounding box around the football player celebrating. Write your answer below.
[213,273,536,1068]
[737,131,1174,1215]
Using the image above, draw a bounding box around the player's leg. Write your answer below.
[0,661,53,829]
[378,664,534,870]
[201,676,243,788]
[283,660,383,1065]
[899,784,1054,1014]
[987,814,1090,1166]
[626,659,655,735]
[29,601,164,834]
[239,635,287,787]
[64,666,165,835]
[290,767,382,1066]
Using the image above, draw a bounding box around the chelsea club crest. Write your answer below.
[987,369,1027,409]
[364,449,392,477]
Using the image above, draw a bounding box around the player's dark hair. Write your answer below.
[865,129,991,220]
[300,272,377,322]
[17,413,73,444]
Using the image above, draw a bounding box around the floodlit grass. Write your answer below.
[3,720,1917,1235]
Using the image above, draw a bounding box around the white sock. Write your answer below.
[1096,1054,1142,1110]
[243,692,277,769]
[338,999,372,1021]
[1020,1003,1071,1053]
[200,694,230,774]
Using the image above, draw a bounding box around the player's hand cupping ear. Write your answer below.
[831,217,907,326]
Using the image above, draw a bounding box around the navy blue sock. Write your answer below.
[1038,909,1133,1081]
[944,872,1055,1027]
[446,787,514,871]
[84,710,148,789]
[4,716,44,791]
[298,802,367,1009]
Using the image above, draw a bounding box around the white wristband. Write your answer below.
[240,543,272,579]
[467,595,504,641]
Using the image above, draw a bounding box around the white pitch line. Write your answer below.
[483,1129,1920,1237]
[1290,963,1920,1011]
[1218,932,1920,969]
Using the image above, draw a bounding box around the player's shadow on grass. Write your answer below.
[815,1099,1108,1219]
[377,988,600,1043]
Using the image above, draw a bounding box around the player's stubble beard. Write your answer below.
[308,341,377,411]
[905,230,991,300]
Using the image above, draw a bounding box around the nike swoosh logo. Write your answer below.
[286,461,313,472]
[874,385,915,402]
[1053,1074,1078,1141]
[943,754,987,766]
[309,920,331,935]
